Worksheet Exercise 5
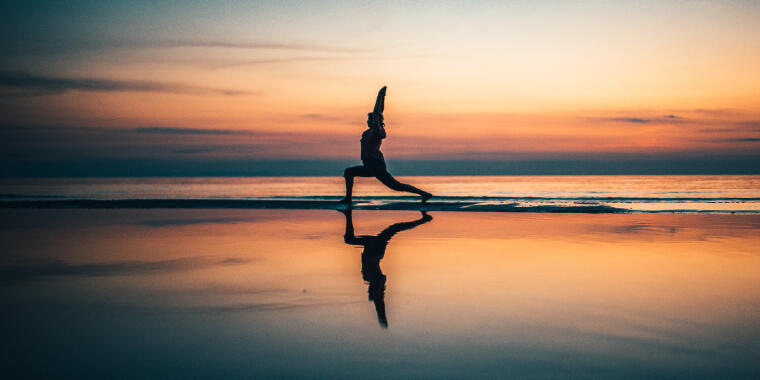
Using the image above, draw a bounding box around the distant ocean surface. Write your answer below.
[2,175,759,213]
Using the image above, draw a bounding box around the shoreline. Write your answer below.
[0,199,625,213]
[1,198,754,214]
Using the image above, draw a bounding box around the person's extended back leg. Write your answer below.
[340,165,373,203]
[375,171,432,202]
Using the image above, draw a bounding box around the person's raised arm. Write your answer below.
[373,86,386,114]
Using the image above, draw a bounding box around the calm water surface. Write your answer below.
[2,175,760,212]
[2,209,760,378]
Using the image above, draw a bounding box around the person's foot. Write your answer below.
[421,192,433,203]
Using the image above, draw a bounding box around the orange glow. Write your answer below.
[4,209,759,333]
[2,1,759,162]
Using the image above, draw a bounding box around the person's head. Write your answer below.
[367,112,384,129]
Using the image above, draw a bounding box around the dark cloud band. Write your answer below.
[0,71,251,96]
[131,127,244,135]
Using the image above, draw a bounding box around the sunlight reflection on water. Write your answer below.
[1,209,759,378]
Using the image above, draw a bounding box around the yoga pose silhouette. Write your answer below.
[340,86,432,203]
[341,209,432,328]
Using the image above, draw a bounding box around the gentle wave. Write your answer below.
[0,199,624,213]
[3,198,760,213]
[2,175,759,213]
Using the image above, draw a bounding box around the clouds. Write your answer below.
[163,40,368,54]
[0,123,360,163]
[299,113,355,122]
[735,121,760,130]
[2,105,760,176]
[0,71,252,97]
[131,127,246,135]
[3,108,760,159]
[603,115,682,124]
[611,117,652,124]
[594,112,760,136]
[723,137,760,142]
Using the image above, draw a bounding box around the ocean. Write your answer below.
[2,209,759,378]
[2,175,760,378]
[2,175,759,213]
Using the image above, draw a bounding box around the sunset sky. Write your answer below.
[1,0,759,175]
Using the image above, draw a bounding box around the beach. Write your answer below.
[5,1,760,377]
[2,208,759,378]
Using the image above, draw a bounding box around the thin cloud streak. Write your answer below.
[0,71,253,97]
[131,127,246,135]
[0,36,370,57]
[735,121,760,129]
[299,113,352,122]
[721,137,760,142]
[591,113,760,132]
[600,115,683,124]
[612,118,651,124]
[203,53,430,70]
[162,40,369,54]
[207,56,351,70]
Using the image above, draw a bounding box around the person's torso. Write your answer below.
[360,127,385,161]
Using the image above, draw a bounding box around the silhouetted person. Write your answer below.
[341,209,432,328]
[340,86,432,204]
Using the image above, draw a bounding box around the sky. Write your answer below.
[1,0,759,176]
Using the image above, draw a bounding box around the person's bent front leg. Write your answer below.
[341,165,372,203]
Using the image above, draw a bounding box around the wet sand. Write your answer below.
[2,209,759,378]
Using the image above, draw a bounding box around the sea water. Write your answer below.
[2,175,759,212]
[2,209,759,378]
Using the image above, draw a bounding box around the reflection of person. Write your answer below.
[341,209,432,328]
[340,86,432,204]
